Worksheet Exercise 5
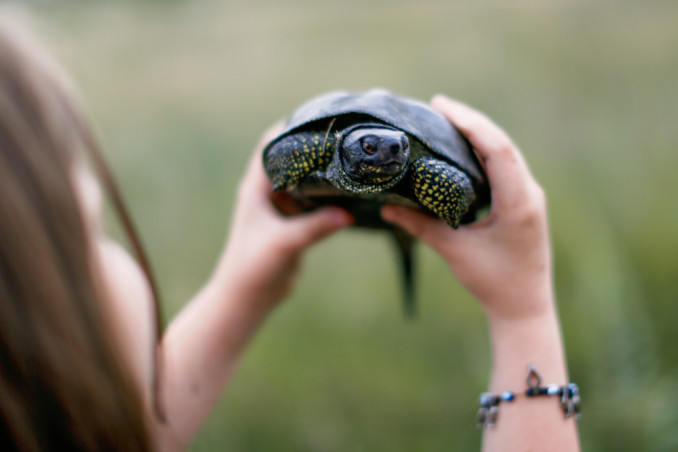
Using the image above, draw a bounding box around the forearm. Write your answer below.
[155,263,274,451]
[482,296,580,452]
[143,128,348,451]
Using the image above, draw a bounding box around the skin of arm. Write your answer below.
[381,95,580,452]
[92,125,352,451]
[155,126,353,450]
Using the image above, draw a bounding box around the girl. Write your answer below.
[0,21,579,452]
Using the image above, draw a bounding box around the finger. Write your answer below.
[431,95,537,213]
[380,204,459,251]
[284,207,353,250]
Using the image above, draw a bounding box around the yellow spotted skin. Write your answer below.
[264,131,335,190]
[412,156,475,228]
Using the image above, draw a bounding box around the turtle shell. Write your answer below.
[264,90,491,316]
[272,89,486,184]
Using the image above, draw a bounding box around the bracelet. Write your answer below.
[477,363,581,429]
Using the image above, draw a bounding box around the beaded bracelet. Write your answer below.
[477,364,581,429]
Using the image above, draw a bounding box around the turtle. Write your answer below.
[263,89,490,316]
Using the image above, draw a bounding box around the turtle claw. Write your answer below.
[271,179,287,192]
[411,156,475,228]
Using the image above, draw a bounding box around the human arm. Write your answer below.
[381,95,580,452]
[152,126,353,450]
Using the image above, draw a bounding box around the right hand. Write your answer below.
[381,95,554,323]
[216,123,353,311]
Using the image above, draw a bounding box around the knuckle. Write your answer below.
[514,209,541,230]
[493,135,516,159]
[532,183,547,209]
[504,182,547,229]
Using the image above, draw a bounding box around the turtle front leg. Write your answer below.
[263,131,335,191]
[411,156,475,228]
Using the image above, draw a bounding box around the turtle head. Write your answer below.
[340,126,410,186]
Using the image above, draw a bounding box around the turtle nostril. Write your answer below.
[390,144,401,156]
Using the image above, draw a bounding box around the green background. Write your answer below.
[10,1,678,450]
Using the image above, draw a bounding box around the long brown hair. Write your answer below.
[0,21,162,451]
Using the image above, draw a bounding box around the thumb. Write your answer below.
[381,205,460,251]
[285,207,353,250]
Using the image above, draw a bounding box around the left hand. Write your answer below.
[381,96,553,323]
[215,123,354,311]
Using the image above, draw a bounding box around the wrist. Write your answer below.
[485,298,557,333]
[481,277,557,327]
[480,308,580,451]
[487,309,569,393]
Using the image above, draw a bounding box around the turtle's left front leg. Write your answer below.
[411,156,475,228]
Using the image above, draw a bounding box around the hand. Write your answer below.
[217,123,354,310]
[381,95,553,323]
[153,124,353,448]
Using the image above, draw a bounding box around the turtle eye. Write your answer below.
[362,141,376,154]
[401,136,409,151]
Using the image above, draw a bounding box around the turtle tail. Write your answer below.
[391,229,416,318]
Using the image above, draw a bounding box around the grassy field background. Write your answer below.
[7,1,678,450]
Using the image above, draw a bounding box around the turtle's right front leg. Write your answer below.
[263,131,335,191]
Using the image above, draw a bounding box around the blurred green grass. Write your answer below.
[12,0,678,450]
